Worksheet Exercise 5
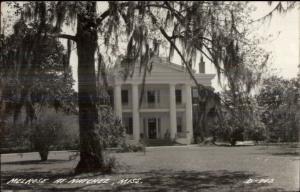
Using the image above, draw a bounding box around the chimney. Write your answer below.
[199,55,205,73]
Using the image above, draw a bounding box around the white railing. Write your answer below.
[140,102,186,109]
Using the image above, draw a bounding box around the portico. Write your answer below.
[111,57,215,144]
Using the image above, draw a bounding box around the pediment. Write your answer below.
[132,57,189,77]
[111,56,215,86]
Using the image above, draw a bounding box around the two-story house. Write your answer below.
[108,56,215,145]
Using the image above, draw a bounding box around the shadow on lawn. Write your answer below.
[269,152,300,157]
[253,146,300,157]
[2,159,70,165]
[1,169,291,192]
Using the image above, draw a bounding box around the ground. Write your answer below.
[1,144,299,191]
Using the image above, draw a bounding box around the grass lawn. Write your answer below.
[1,144,299,191]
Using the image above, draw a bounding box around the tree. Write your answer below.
[220,91,266,145]
[214,33,269,145]
[0,19,76,160]
[249,1,300,143]
[193,87,221,143]
[3,1,257,173]
[1,20,75,115]
[257,76,300,142]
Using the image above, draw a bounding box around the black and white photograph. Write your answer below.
[0,1,299,191]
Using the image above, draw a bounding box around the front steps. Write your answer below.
[144,139,174,146]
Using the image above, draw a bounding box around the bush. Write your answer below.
[2,108,79,158]
[30,109,66,161]
[215,123,244,146]
[244,127,266,143]
[95,106,125,149]
[118,143,145,153]
[2,121,33,152]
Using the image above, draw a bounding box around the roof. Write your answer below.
[103,56,215,86]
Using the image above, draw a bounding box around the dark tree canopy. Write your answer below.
[1,19,75,122]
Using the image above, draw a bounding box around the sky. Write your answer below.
[248,2,299,79]
[1,2,299,92]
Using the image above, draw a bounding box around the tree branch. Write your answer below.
[50,34,77,42]
[148,10,203,89]
[164,1,184,23]
[96,2,141,26]
[96,10,110,25]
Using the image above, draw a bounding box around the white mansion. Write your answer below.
[109,57,215,144]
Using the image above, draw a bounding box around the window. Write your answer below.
[121,89,128,105]
[177,117,182,133]
[125,117,133,135]
[148,118,157,139]
[147,90,156,104]
[147,90,160,106]
[176,89,182,104]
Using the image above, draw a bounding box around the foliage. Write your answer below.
[210,1,299,145]
[1,16,76,159]
[211,33,269,145]
[31,113,63,161]
[256,76,300,142]
[6,1,256,95]
[118,143,145,153]
[217,93,266,145]
[193,88,221,142]
[2,108,79,155]
[0,19,76,124]
[95,106,125,149]
[1,121,32,153]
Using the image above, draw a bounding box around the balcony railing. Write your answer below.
[141,102,186,108]
[140,102,169,109]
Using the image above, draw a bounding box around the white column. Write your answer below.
[132,83,140,141]
[185,84,193,144]
[169,83,177,139]
[114,84,122,121]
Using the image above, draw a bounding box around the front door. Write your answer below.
[148,118,157,139]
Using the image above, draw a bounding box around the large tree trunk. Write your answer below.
[75,2,105,174]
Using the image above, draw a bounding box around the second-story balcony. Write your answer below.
[121,101,187,113]
[140,102,169,109]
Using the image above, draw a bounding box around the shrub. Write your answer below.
[3,121,32,152]
[244,122,266,143]
[30,109,66,161]
[2,108,79,155]
[95,106,125,149]
[118,143,144,153]
[215,122,244,146]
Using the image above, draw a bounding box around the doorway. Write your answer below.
[148,118,157,139]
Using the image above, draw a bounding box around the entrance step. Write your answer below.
[144,139,174,146]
